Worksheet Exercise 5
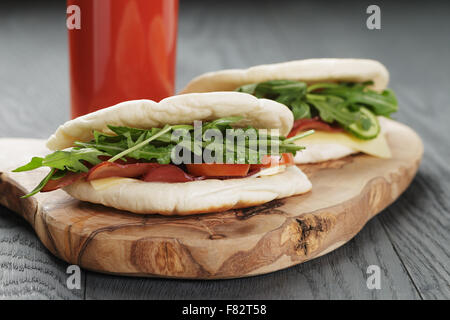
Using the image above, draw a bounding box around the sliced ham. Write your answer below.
[86,161,162,181]
[41,171,87,192]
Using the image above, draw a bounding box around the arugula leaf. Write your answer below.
[283,129,315,144]
[201,116,243,133]
[236,80,398,140]
[14,148,107,173]
[42,148,107,172]
[126,143,175,164]
[236,83,257,94]
[306,95,340,123]
[107,125,147,140]
[306,81,398,116]
[13,116,313,197]
[108,124,173,162]
[13,157,44,172]
[290,99,311,120]
[306,82,341,92]
[254,80,307,98]
[20,169,70,199]
[75,140,126,156]
[20,168,56,198]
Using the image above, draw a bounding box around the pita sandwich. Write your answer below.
[14,92,312,215]
[180,58,399,163]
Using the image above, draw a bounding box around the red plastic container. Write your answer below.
[67,0,178,118]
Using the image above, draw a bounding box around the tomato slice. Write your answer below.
[288,117,344,138]
[41,171,87,192]
[142,165,199,182]
[281,153,295,166]
[250,153,294,170]
[186,163,250,177]
[86,161,162,181]
[43,156,285,191]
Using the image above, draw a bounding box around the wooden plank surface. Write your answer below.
[84,218,420,300]
[0,207,84,299]
[0,0,449,299]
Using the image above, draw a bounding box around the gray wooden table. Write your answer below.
[0,0,448,300]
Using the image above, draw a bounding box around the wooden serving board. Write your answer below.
[0,120,423,279]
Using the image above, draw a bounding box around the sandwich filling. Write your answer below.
[14,116,313,198]
[236,80,398,158]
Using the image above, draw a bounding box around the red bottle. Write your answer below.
[67,0,178,118]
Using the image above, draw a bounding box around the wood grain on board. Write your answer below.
[0,119,423,279]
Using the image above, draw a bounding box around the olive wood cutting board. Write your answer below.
[0,120,423,279]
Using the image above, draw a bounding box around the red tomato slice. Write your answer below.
[281,153,295,166]
[204,167,262,180]
[288,117,344,138]
[250,153,295,170]
[186,163,250,177]
[41,171,87,192]
[86,161,162,181]
[142,165,198,182]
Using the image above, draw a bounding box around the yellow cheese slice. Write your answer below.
[90,177,138,191]
[296,131,391,158]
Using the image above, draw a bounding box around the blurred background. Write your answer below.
[1,0,449,139]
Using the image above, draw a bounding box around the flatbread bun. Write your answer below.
[64,166,312,215]
[180,58,391,164]
[180,58,389,94]
[46,92,294,150]
[46,92,309,215]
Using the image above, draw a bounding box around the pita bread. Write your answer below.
[64,166,312,215]
[45,92,310,215]
[180,58,392,164]
[46,92,294,150]
[180,58,389,94]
